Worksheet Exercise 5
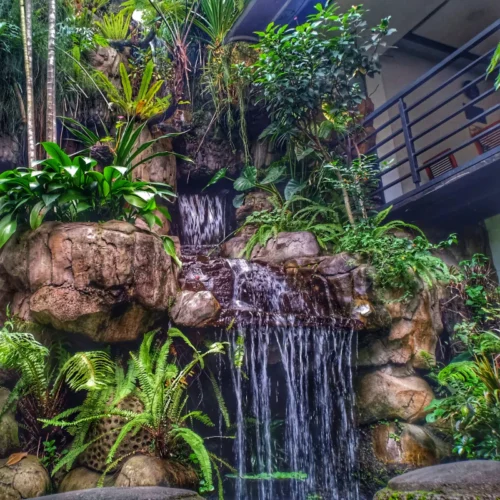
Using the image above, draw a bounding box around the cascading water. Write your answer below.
[213,259,359,500]
[178,193,226,250]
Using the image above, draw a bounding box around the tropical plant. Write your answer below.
[43,328,229,495]
[337,206,454,293]
[427,255,500,460]
[488,42,500,90]
[0,139,177,248]
[19,0,36,163]
[95,10,132,41]
[46,0,57,144]
[95,60,171,120]
[248,2,393,224]
[0,317,114,458]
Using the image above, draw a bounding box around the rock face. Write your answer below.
[375,460,500,499]
[0,388,19,457]
[251,232,321,264]
[356,365,434,424]
[372,423,450,467]
[235,191,274,224]
[170,290,221,327]
[59,468,114,492]
[0,455,50,499]
[0,222,177,343]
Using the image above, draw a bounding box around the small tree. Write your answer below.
[249,2,393,223]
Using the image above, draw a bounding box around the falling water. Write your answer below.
[215,259,359,500]
[178,193,226,248]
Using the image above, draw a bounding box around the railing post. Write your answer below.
[398,98,420,187]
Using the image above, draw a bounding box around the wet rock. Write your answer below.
[220,236,247,259]
[372,423,450,467]
[42,486,203,500]
[0,388,19,457]
[59,467,114,492]
[375,460,500,499]
[235,191,274,223]
[252,231,321,264]
[356,365,434,424]
[114,455,198,489]
[0,222,177,343]
[115,456,169,488]
[170,290,221,327]
[0,455,50,498]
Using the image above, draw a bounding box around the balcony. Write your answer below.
[362,20,500,226]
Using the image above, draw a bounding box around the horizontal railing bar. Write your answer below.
[410,72,488,127]
[417,120,500,172]
[363,19,500,124]
[377,142,407,164]
[358,113,400,145]
[365,127,404,154]
[375,155,410,178]
[412,86,497,143]
[414,103,500,157]
[373,172,412,195]
[406,47,496,113]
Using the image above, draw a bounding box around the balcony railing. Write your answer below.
[359,20,500,206]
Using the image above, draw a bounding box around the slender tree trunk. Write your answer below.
[46,0,57,143]
[19,0,36,164]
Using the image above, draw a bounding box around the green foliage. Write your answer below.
[337,206,453,293]
[0,139,176,248]
[44,329,229,494]
[95,10,132,40]
[427,255,500,460]
[95,60,171,120]
[488,42,500,90]
[0,318,114,456]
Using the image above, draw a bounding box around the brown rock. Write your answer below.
[251,232,320,264]
[220,237,248,259]
[0,455,50,499]
[170,290,221,327]
[58,467,114,492]
[356,365,434,424]
[235,191,274,224]
[115,456,169,488]
[372,423,450,467]
[0,222,177,343]
[0,388,19,457]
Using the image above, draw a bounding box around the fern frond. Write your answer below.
[209,371,230,429]
[172,426,213,492]
[181,410,214,427]
[107,414,151,463]
[438,361,479,385]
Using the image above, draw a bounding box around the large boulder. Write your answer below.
[251,232,321,264]
[42,487,203,500]
[114,455,197,489]
[356,365,434,424]
[375,460,500,499]
[0,455,50,499]
[58,468,114,492]
[235,191,274,224]
[0,388,19,457]
[169,290,221,327]
[0,222,177,343]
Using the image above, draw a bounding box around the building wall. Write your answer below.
[366,48,500,202]
[485,215,500,278]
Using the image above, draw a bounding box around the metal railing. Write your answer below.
[359,20,500,205]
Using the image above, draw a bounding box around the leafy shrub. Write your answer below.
[43,328,228,494]
[0,140,176,248]
[0,317,114,460]
[337,206,454,293]
[427,255,500,460]
[95,10,132,40]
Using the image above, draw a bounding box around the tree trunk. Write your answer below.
[19,0,36,165]
[46,0,57,143]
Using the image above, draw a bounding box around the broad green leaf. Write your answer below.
[63,166,79,177]
[29,201,48,230]
[42,193,61,207]
[261,165,286,185]
[203,168,228,191]
[234,176,255,192]
[0,218,17,248]
[233,193,246,208]
[284,179,307,201]
[42,142,73,166]
[124,194,147,208]
[162,236,182,268]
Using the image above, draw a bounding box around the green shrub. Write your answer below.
[0,136,176,248]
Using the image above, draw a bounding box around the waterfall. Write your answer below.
[178,193,226,249]
[213,259,359,500]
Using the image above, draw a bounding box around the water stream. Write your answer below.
[178,193,226,249]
